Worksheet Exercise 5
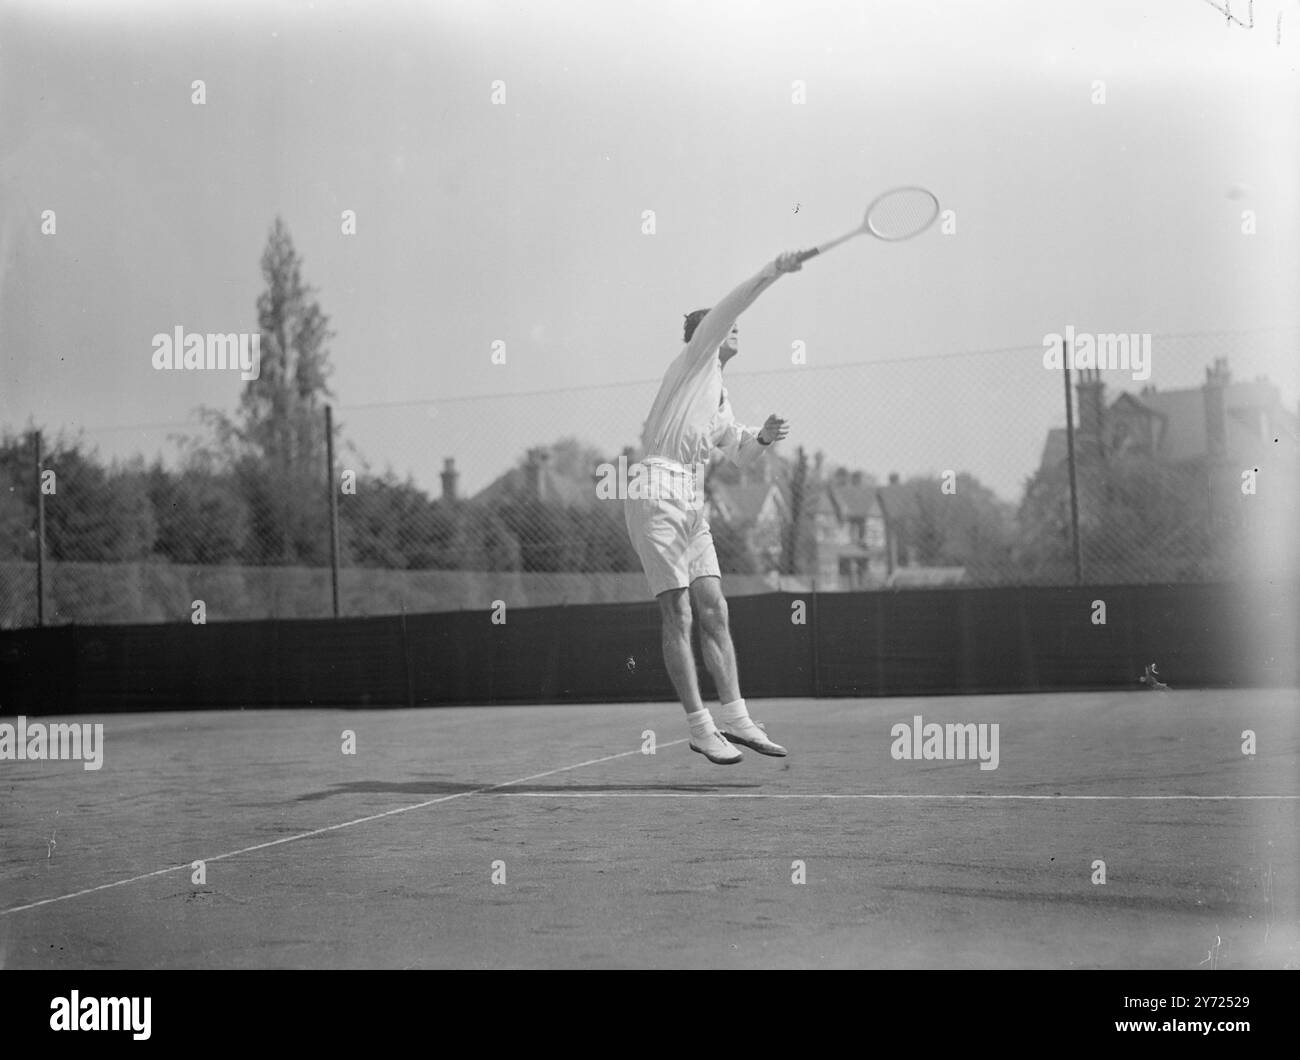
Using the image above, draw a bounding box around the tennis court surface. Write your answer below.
[2,689,1296,969]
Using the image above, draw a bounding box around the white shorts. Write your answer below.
[624,489,720,597]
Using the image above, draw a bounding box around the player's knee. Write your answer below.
[698,596,729,635]
[658,590,691,634]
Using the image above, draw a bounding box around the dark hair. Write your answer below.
[683,308,710,342]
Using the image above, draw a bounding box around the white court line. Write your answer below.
[0,739,687,918]
[487,792,1300,801]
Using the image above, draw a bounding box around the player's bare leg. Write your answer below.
[688,575,741,704]
[690,575,788,757]
[658,588,705,715]
[659,587,742,764]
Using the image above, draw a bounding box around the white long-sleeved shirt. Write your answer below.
[639,260,783,471]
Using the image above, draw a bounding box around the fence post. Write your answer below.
[325,405,340,618]
[809,576,821,698]
[34,429,46,626]
[1061,339,1083,584]
[401,604,415,709]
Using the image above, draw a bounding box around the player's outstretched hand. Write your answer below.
[759,415,790,444]
[775,251,803,273]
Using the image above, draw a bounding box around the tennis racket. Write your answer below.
[796,186,940,263]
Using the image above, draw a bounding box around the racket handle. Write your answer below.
[796,228,859,263]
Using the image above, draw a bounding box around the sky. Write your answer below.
[2,0,1297,501]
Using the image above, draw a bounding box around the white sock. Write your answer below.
[717,699,750,726]
[686,707,716,739]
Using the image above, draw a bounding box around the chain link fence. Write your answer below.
[2,329,1295,628]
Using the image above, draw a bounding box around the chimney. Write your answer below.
[813,450,825,481]
[524,447,550,501]
[1244,375,1270,441]
[440,457,459,502]
[1204,358,1230,459]
[1076,367,1105,450]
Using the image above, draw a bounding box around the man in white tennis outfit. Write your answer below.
[626,250,803,764]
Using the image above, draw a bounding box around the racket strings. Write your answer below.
[866,188,940,241]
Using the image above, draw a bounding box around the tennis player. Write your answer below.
[625,251,803,764]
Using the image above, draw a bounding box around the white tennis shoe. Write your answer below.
[689,727,744,765]
[719,718,787,757]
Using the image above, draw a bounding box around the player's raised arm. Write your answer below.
[683,252,802,368]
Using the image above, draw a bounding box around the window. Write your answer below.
[865,515,885,550]
[838,557,869,588]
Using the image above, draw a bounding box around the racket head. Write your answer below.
[863,186,941,241]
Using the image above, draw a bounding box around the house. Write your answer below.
[706,478,789,573]
[1040,360,1298,476]
[806,468,889,589]
[708,453,964,590]
[869,473,965,587]
[1037,358,1298,580]
[471,446,597,508]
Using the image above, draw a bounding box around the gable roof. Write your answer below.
[1130,388,1206,461]
[827,482,879,520]
[874,482,919,522]
[1040,427,1068,471]
[802,483,839,519]
[710,481,785,525]
[1132,379,1294,462]
[473,462,595,508]
[1040,374,1298,470]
